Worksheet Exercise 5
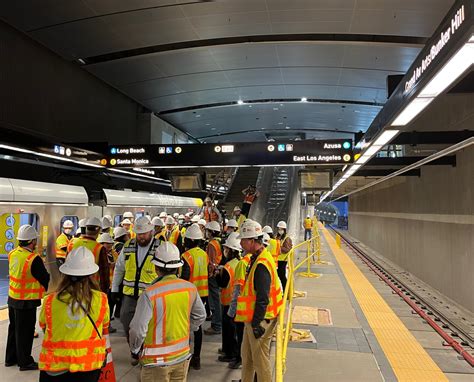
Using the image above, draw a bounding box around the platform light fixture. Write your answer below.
[237,99,244,105]
[301,97,307,102]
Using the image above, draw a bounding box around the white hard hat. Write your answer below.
[151,217,164,227]
[101,216,112,229]
[59,247,99,276]
[227,219,238,228]
[185,212,192,217]
[184,223,204,240]
[178,214,185,220]
[306,215,310,218]
[262,225,273,234]
[121,218,132,225]
[191,215,200,223]
[79,218,87,228]
[134,216,154,234]
[62,220,74,229]
[152,242,183,269]
[237,219,263,240]
[123,211,134,218]
[277,221,287,229]
[104,214,112,221]
[165,216,175,225]
[233,206,241,212]
[86,217,102,227]
[223,232,242,252]
[173,213,179,219]
[17,225,38,241]
[98,233,114,244]
[113,226,128,239]
[205,221,221,233]
[159,211,167,218]
[198,219,207,226]
[204,197,212,202]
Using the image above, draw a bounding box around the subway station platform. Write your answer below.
[1,225,473,381]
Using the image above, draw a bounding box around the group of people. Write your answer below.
[6,199,294,382]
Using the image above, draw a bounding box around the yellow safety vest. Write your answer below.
[122,238,159,298]
[163,228,180,245]
[235,249,282,323]
[277,237,291,261]
[234,254,252,288]
[182,247,209,297]
[8,247,45,300]
[236,214,246,229]
[39,290,109,373]
[304,218,313,229]
[55,233,70,259]
[267,238,280,265]
[68,237,102,263]
[220,258,239,305]
[141,275,197,366]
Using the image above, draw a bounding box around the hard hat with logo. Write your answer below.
[204,197,212,202]
[152,242,183,269]
[159,211,167,218]
[185,223,204,240]
[62,220,74,229]
[205,221,221,233]
[198,219,207,226]
[17,225,39,241]
[86,217,102,227]
[59,246,99,276]
[113,226,128,239]
[277,221,287,229]
[233,206,241,212]
[121,218,132,226]
[223,232,242,252]
[237,219,263,239]
[123,211,134,219]
[134,216,154,234]
[98,233,114,244]
[262,225,273,234]
[151,217,164,227]
[165,216,175,225]
[262,232,270,246]
[101,216,112,229]
[79,218,87,228]
[191,215,200,223]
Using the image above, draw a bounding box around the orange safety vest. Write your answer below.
[304,218,313,229]
[164,228,180,245]
[203,207,219,222]
[141,275,197,366]
[234,254,252,288]
[235,249,283,323]
[220,258,239,305]
[55,233,70,259]
[207,239,223,266]
[39,290,109,373]
[8,247,45,300]
[182,247,209,297]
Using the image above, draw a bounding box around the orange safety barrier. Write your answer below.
[99,329,116,382]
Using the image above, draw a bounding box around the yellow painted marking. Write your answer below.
[321,227,447,382]
[0,308,8,321]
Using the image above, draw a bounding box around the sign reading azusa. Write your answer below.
[105,139,353,168]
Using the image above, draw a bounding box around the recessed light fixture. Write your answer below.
[301,97,307,102]
[237,100,244,105]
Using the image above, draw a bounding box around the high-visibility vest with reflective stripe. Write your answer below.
[182,247,208,297]
[108,250,119,285]
[55,233,70,259]
[234,254,251,288]
[39,290,109,373]
[235,250,283,323]
[236,214,246,229]
[204,207,219,222]
[267,238,280,265]
[69,237,103,283]
[207,238,222,265]
[164,228,180,245]
[123,238,159,298]
[277,237,290,261]
[304,218,313,229]
[141,275,197,366]
[220,258,239,305]
[8,247,45,300]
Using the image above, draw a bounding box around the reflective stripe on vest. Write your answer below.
[235,250,283,323]
[220,258,239,305]
[268,238,280,265]
[277,237,290,261]
[207,239,222,265]
[141,276,197,366]
[182,247,208,297]
[304,218,313,229]
[123,239,159,298]
[39,290,108,372]
[234,254,251,288]
[8,247,45,300]
[55,233,70,259]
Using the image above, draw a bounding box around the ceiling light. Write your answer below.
[301,97,307,102]
[391,97,434,126]
[285,126,291,129]
[363,144,383,157]
[278,122,283,125]
[195,114,201,118]
[373,130,400,146]
[237,100,244,105]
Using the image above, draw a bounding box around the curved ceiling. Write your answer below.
[0,0,454,143]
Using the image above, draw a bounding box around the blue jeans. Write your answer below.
[208,277,222,331]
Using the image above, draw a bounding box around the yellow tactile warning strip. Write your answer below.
[321,227,448,382]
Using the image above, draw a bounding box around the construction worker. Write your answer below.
[180,223,209,370]
[68,217,110,293]
[197,218,207,236]
[98,233,118,333]
[123,211,135,224]
[6,225,49,371]
[276,221,293,292]
[129,242,206,381]
[235,219,283,382]
[304,214,313,241]
[121,218,136,239]
[232,206,246,228]
[113,226,130,253]
[159,211,167,220]
[223,219,239,241]
[111,216,160,365]
[55,220,74,266]
[202,196,222,223]
[215,232,241,365]
[151,216,165,241]
[163,216,180,244]
[39,247,109,382]
[101,215,113,235]
[263,225,280,266]
[204,221,223,336]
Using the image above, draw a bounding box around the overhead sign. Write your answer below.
[105,139,353,168]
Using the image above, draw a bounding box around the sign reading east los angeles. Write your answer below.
[105,139,353,168]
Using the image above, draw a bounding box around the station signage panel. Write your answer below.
[105,139,354,168]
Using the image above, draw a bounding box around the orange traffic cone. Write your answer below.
[99,328,116,382]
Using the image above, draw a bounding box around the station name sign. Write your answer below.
[105,139,353,168]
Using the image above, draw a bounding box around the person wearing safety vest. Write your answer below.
[180,223,209,370]
[68,217,110,293]
[98,233,118,334]
[204,220,223,336]
[262,225,280,267]
[101,216,114,236]
[6,225,49,371]
[162,216,183,247]
[151,216,165,242]
[129,242,206,382]
[303,214,313,241]
[202,196,222,223]
[55,220,74,266]
[215,232,241,366]
[121,218,136,240]
[232,205,246,228]
[276,220,293,293]
[39,246,109,382]
[222,218,238,241]
[110,226,130,321]
[111,216,160,365]
[235,219,283,382]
